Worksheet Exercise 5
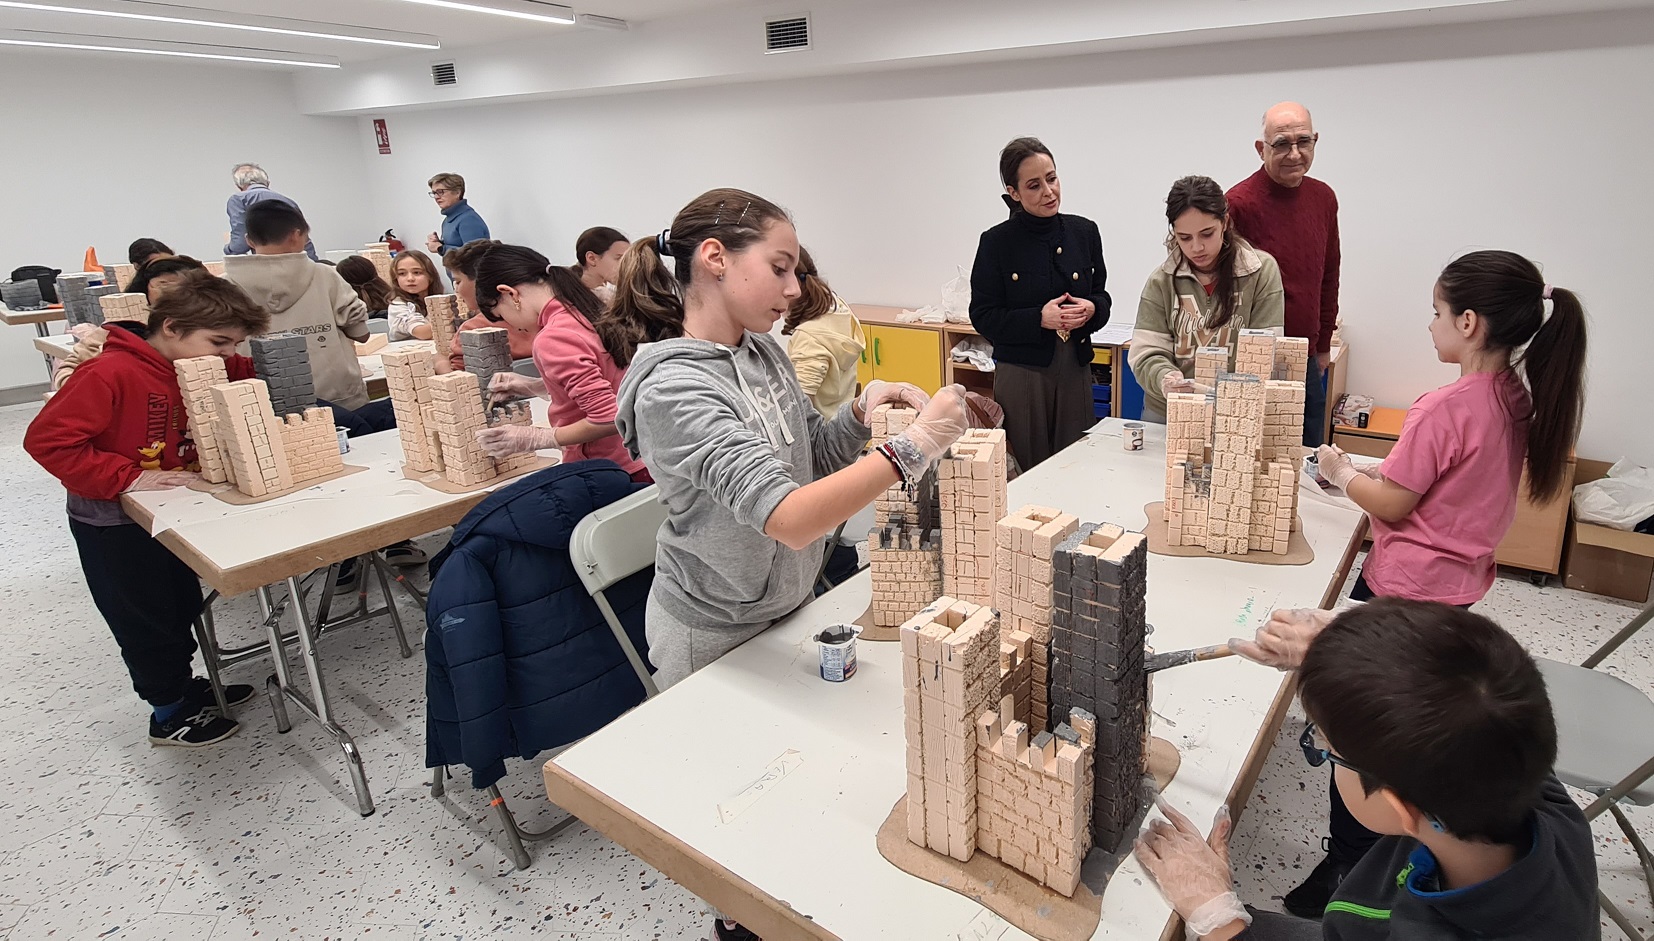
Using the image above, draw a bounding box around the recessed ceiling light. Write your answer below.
[0,0,439,48]
[384,0,576,26]
[0,28,342,67]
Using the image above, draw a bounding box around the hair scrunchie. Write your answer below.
[656,229,673,257]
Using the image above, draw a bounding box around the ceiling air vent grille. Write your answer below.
[431,61,458,86]
[764,15,810,53]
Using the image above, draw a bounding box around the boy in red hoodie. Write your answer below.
[25,273,271,747]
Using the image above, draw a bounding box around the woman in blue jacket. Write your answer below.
[426,172,490,256]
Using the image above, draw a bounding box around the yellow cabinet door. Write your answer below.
[868,325,943,394]
[857,339,875,390]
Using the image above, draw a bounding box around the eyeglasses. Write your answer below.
[1268,135,1317,156]
[428,188,453,198]
[1299,722,1372,778]
[1300,722,1449,833]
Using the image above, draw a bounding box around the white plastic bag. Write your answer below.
[1573,460,1654,530]
[940,266,971,322]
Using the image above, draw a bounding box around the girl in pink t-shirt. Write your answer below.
[1318,250,1587,605]
[470,243,652,482]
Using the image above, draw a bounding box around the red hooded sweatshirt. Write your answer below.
[25,325,254,524]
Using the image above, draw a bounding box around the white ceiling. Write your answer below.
[0,0,758,63]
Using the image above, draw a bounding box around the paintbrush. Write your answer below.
[1143,643,1236,673]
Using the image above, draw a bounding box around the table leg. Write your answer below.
[36,322,55,382]
[259,578,377,817]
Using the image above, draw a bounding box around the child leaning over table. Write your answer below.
[24,273,269,748]
[1135,599,1598,940]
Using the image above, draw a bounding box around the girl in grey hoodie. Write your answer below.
[609,188,971,691]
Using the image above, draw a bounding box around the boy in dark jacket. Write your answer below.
[25,273,270,747]
[1135,599,1598,940]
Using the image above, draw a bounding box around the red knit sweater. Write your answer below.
[1226,167,1341,354]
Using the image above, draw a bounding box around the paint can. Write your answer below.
[1122,422,1145,452]
[336,426,351,454]
[817,624,860,682]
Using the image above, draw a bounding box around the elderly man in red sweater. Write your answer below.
[1227,101,1340,448]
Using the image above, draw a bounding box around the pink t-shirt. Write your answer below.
[531,298,648,478]
[1363,371,1529,605]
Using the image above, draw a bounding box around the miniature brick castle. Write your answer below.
[1050,523,1150,850]
[381,348,539,488]
[249,333,316,417]
[1164,330,1306,556]
[460,327,513,404]
[102,264,137,292]
[175,355,342,498]
[867,405,942,632]
[56,273,104,328]
[868,526,943,631]
[426,294,464,359]
[901,597,1097,896]
[96,292,149,325]
[939,429,1008,607]
[994,505,1081,730]
[360,247,394,287]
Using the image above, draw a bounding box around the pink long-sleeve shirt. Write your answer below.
[531,298,648,478]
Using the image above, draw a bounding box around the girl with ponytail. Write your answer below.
[470,243,650,481]
[1317,249,1587,605]
[605,187,970,692]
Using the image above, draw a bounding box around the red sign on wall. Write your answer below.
[373,118,391,155]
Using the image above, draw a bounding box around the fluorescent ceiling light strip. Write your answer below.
[0,0,439,48]
[0,30,340,66]
[386,0,575,26]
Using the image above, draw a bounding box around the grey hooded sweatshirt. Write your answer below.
[615,330,870,682]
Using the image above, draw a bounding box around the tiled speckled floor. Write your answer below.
[2,397,1650,939]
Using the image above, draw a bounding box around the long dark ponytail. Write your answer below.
[1436,250,1587,501]
[600,187,791,367]
[1164,175,1247,330]
[474,243,605,325]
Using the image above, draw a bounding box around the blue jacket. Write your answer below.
[425,460,653,788]
[438,198,490,255]
[224,185,317,259]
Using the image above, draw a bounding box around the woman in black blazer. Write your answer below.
[969,137,1112,470]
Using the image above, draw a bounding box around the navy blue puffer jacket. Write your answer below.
[425,460,652,788]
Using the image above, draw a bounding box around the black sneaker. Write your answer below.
[382,540,428,568]
[186,677,255,713]
[332,558,360,595]
[149,707,240,747]
[1283,851,1356,918]
[711,920,762,941]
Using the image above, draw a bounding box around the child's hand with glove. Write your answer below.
[882,384,969,484]
[855,379,930,420]
[475,425,558,459]
[489,372,547,406]
[1136,799,1252,940]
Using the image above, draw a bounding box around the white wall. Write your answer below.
[0,54,372,389]
[357,11,1654,465]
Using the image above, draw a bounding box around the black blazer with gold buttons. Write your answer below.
[968,211,1112,369]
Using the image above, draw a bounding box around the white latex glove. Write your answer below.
[1135,799,1251,937]
[857,379,929,415]
[1229,607,1335,671]
[489,372,547,405]
[475,424,558,459]
[1316,444,1359,490]
[886,384,969,483]
[124,469,200,492]
[1162,370,1202,396]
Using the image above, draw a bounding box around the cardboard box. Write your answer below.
[1563,459,1654,603]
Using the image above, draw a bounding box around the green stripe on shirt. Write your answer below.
[1325,901,1393,920]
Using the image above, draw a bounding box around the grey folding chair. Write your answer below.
[366,318,391,336]
[511,358,539,378]
[569,485,667,698]
[1537,597,1654,941]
